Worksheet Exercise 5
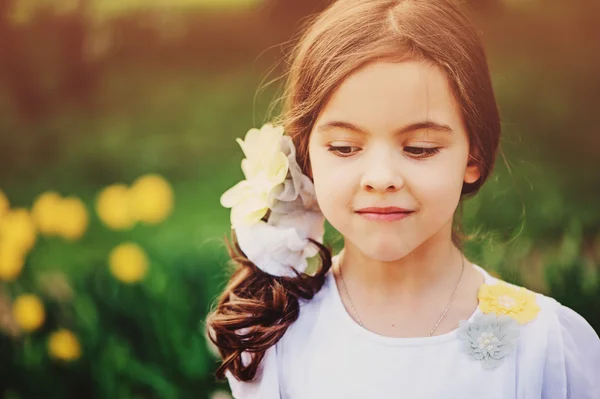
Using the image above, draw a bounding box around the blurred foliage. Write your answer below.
[0,174,230,397]
[0,0,599,397]
[9,0,264,23]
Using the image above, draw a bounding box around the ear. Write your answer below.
[464,151,481,184]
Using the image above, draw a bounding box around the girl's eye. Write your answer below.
[327,145,441,158]
[327,146,361,157]
[404,146,442,159]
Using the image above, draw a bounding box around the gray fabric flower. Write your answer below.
[457,313,520,369]
[268,135,321,217]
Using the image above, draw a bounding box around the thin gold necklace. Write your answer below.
[336,254,465,337]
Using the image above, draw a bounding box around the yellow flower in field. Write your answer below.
[109,242,149,283]
[32,191,63,235]
[130,174,174,224]
[96,184,135,230]
[478,282,540,324]
[57,197,89,241]
[33,192,89,240]
[12,294,45,332]
[0,208,37,252]
[220,123,289,228]
[0,190,9,220]
[0,242,25,281]
[48,329,81,361]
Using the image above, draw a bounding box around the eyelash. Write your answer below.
[327,146,442,159]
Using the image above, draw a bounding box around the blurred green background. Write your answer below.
[0,0,599,397]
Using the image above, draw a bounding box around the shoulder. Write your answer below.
[279,268,336,348]
[479,272,596,335]
[529,291,600,397]
[479,271,600,396]
[478,271,596,338]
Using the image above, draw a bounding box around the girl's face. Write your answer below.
[307,60,481,261]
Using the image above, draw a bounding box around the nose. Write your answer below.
[360,147,403,193]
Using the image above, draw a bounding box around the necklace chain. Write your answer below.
[337,254,465,337]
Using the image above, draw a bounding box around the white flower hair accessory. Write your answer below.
[220,123,324,277]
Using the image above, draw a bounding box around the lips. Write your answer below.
[356,207,413,214]
[355,207,414,221]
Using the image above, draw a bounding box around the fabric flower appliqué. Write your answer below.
[219,124,289,228]
[218,122,325,277]
[458,313,520,369]
[478,282,541,324]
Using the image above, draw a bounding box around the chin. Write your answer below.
[354,236,419,262]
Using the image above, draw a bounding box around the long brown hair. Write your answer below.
[207,0,501,382]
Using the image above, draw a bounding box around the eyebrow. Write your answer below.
[316,120,453,136]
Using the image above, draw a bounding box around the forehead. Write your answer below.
[317,60,463,133]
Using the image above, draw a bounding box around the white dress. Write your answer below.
[226,254,600,399]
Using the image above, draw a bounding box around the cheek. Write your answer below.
[312,166,348,216]
[309,149,351,219]
[410,158,466,210]
[417,172,462,198]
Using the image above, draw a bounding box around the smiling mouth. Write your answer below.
[355,206,413,213]
[355,210,414,221]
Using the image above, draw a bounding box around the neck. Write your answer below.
[336,226,464,306]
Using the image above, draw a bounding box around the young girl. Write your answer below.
[206,0,600,397]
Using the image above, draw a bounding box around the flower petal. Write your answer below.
[220,180,253,208]
[241,158,261,180]
[234,220,313,277]
[260,124,285,152]
[230,195,269,228]
[457,311,520,369]
[237,128,261,159]
[478,282,540,324]
[266,152,289,187]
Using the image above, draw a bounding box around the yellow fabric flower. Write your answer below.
[109,242,149,283]
[129,174,174,224]
[478,282,540,324]
[220,123,289,228]
[48,329,81,361]
[96,184,136,230]
[12,294,45,332]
